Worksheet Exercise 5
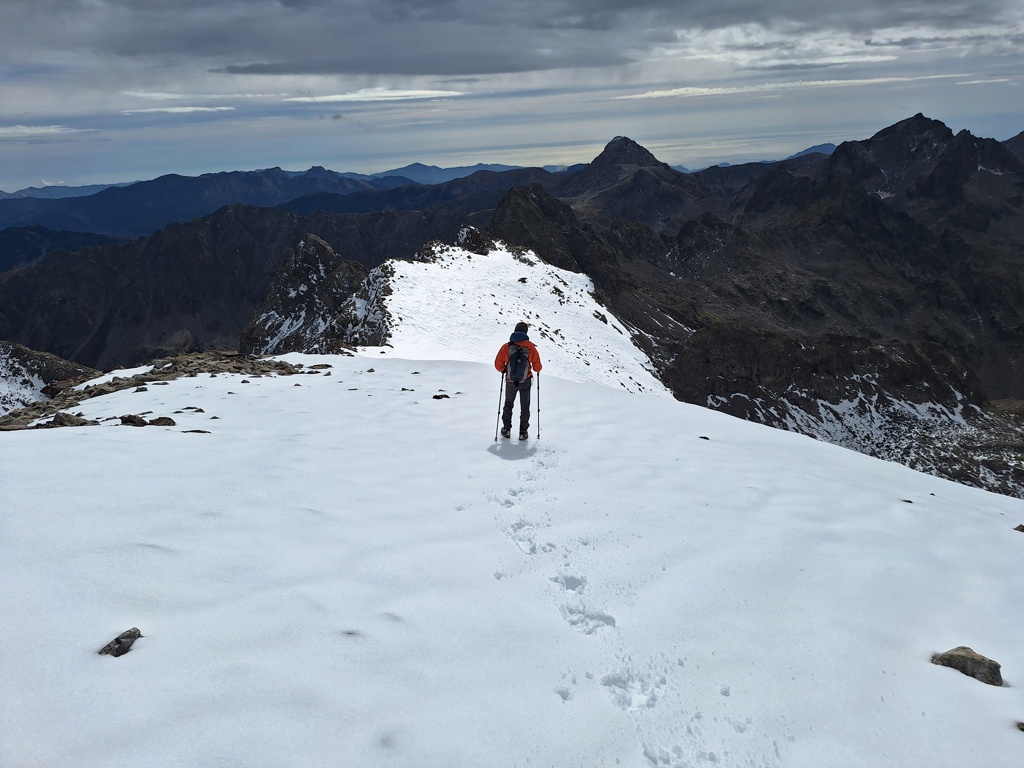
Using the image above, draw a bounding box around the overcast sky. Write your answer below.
[1,0,1022,191]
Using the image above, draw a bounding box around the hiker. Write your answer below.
[495,321,542,440]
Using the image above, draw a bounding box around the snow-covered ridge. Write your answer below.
[344,232,671,396]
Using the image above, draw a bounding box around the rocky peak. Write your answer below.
[868,113,955,152]
[301,165,334,178]
[553,137,714,234]
[591,136,667,170]
[827,114,956,197]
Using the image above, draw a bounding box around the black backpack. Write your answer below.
[507,343,530,383]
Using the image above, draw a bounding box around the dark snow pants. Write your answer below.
[502,377,533,434]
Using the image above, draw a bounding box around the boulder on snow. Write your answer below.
[98,627,143,657]
[46,412,97,428]
[931,646,1003,686]
[120,414,148,427]
[1014,524,1024,532]
[148,416,176,427]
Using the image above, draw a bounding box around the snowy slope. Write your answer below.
[344,231,670,396]
[2,354,1023,768]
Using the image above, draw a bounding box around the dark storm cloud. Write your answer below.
[2,0,1020,78]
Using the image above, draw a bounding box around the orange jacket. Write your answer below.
[495,339,542,380]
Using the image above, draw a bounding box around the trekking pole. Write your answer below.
[536,372,541,439]
[494,372,505,441]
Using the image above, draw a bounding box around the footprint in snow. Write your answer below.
[561,602,615,634]
[508,519,538,555]
[549,573,586,592]
[600,670,665,711]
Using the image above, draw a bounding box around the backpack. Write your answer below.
[507,342,530,383]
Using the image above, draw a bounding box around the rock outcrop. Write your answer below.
[931,646,1003,686]
[98,628,143,657]
[0,350,306,431]
[240,234,366,355]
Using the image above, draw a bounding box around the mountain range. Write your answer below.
[0,167,412,240]
[0,148,828,242]
[1,115,1023,496]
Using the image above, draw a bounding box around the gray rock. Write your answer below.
[98,627,143,657]
[1015,524,1024,532]
[120,414,148,427]
[48,411,97,428]
[931,646,1003,686]
[148,416,176,427]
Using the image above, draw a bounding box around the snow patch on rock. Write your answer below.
[0,349,46,416]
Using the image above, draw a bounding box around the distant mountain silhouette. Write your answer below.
[280,168,553,217]
[0,182,135,200]
[786,143,837,159]
[370,162,521,185]
[0,167,408,239]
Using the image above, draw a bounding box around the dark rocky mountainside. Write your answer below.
[280,168,553,218]
[1004,130,1024,163]
[0,225,119,273]
[2,114,1023,495]
[694,153,829,199]
[0,207,298,369]
[0,167,408,239]
[0,203,470,369]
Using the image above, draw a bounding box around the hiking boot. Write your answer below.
[500,427,511,439]
[519,432,529,441]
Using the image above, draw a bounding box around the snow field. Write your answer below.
[1,355,1023,767]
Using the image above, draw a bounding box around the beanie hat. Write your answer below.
[514,322,529,333]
